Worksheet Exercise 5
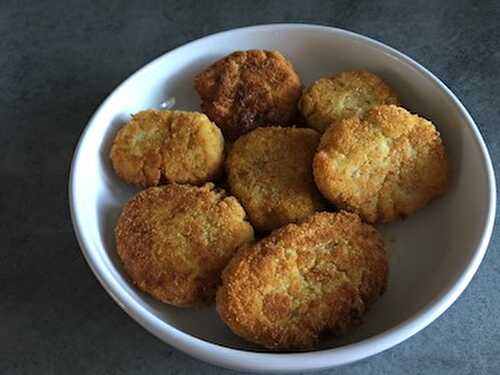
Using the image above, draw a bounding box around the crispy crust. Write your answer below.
[194,50,302,140]
[226,127,324,232]
[299,71,399,133]
[115,183,254,307]
[216,211,388,351]
[313,105,449,223]
[109,110,224,187]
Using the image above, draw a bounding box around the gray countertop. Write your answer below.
[2,0,499,374]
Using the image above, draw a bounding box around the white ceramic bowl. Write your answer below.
[69,24,496,373]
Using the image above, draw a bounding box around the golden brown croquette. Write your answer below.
[299,70,399,133]
[216,211,388,351]
[226,127,324,232]
[313,105,449,223]
[115,183,254,307]
[110,110,224,187]
[194,50,302,140]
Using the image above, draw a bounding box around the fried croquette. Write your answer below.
[109,110,224,187]
[226,127,324,232]
[299,70,399,133]
[115,183,254,307]
[194,50,302,140]
[216,211,388,351]
[313,105,449,223]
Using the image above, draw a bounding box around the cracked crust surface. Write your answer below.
[216,211,387,351]
[194,50,302,140]
[115,183,254,307]
[109,110,224,187]
[313,105,449,223]
[299,71,399,133]
[226,127,324,232]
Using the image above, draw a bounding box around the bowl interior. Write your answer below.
[71,26,493,352]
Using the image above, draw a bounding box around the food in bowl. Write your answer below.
[108,48,449,350]
[69,25,496,371]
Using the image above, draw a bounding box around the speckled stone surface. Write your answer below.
[1,0,499,374]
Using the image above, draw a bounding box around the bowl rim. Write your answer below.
[69,23,497,373]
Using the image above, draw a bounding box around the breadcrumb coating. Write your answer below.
[217,211,388,350]
[115,183,254,307]
[313,105,449,223]
[110,110,224,187]
[226,127,324,231]
[194,50,302,140]
[299,71,399,133]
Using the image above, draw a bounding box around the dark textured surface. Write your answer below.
[1,0,499,374]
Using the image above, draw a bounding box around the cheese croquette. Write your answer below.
[299,71,399,133]
[109,110,224,187]
[216,211,388,351]
[194,50,302,140]
[314,105,449,223]
[115,184,254,307]
[226,127,324,232]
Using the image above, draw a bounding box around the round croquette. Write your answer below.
[110,110,224,187]
[299,70,399,133]
[217,211,388,351]
[226,127,324,232]
[313,105,449,223]
[115,183,254,307]
[194,50,302,140]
